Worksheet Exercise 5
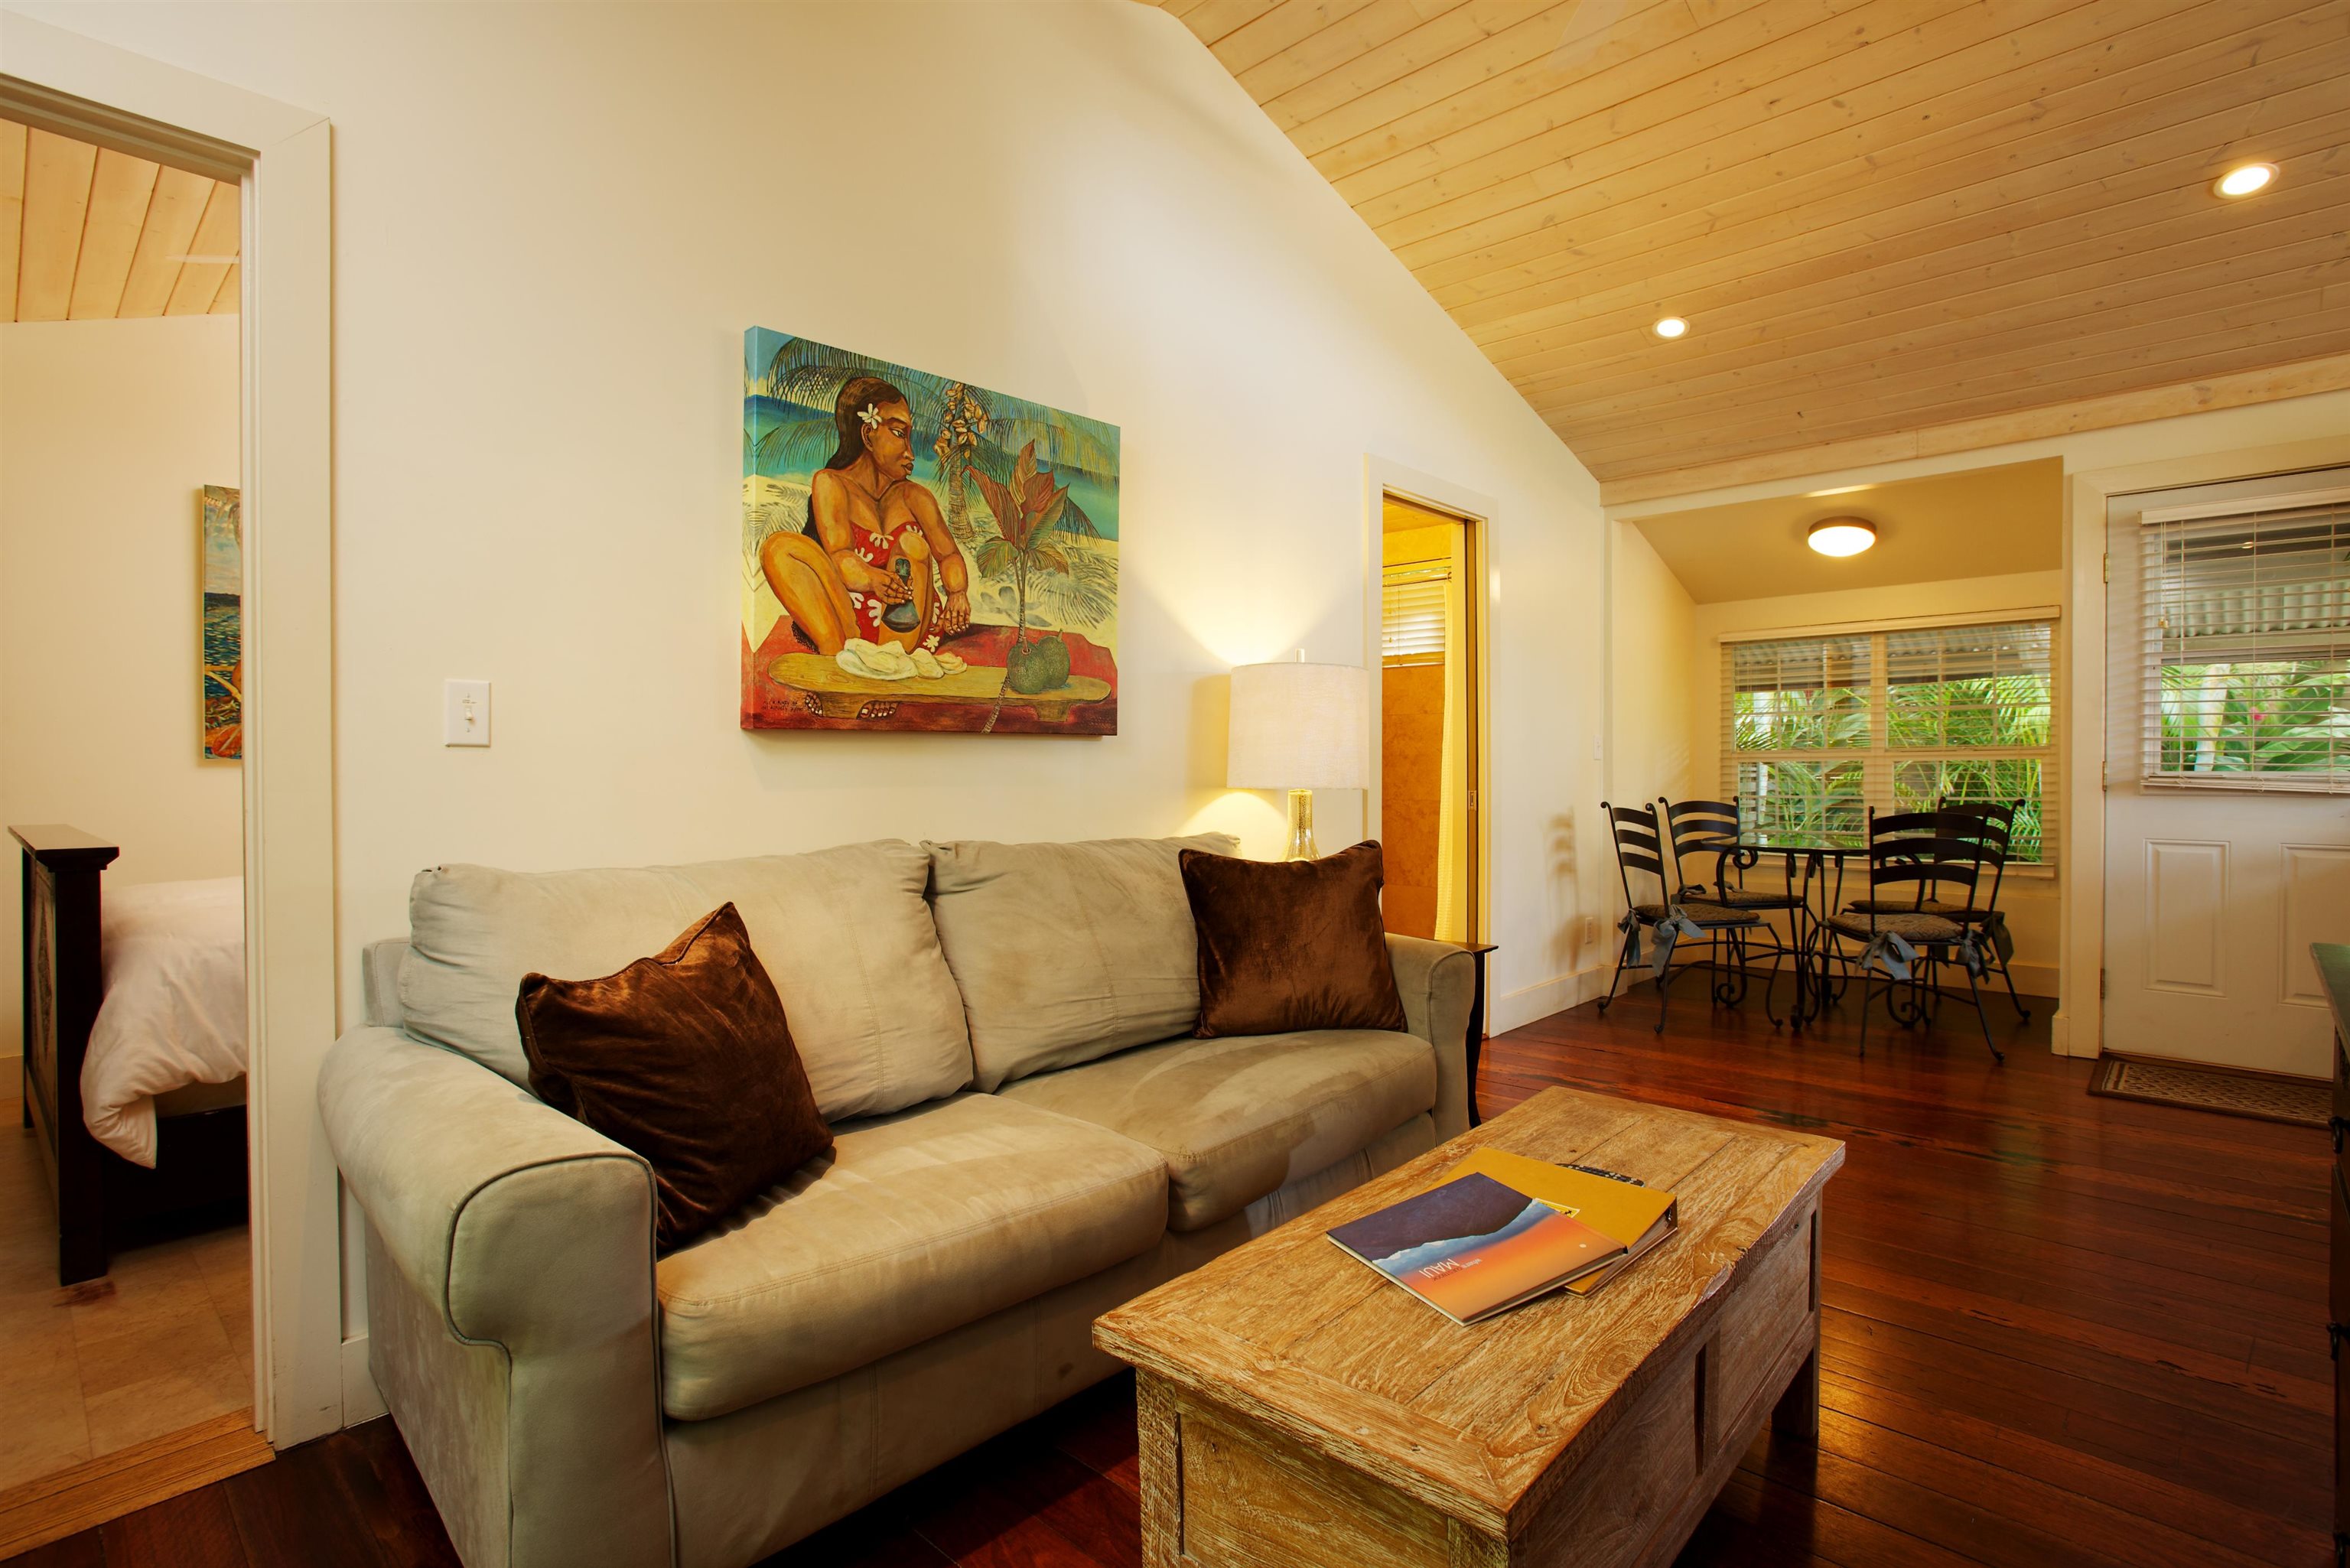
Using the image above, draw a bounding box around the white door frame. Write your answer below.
[2056,431,2350,1059]
[1362,455,1497,945]
[1,14,340,1446]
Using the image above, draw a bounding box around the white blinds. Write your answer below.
[1382,565,1448,665]
[2136,490,2350,792]
[1721,618,2057,861]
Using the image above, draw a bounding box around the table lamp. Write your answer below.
[1227,652,1369,860]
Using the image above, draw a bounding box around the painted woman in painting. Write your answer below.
[760,376,972,656]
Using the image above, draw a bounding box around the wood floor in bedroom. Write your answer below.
[15,990,2332,1567]
[0,1056,256,1496]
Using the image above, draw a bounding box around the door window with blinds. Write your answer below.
[1725,619,2055,861]
[2134,489,2350,792]
[1382,564,1449,664]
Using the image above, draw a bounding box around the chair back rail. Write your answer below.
[1658,797,1740,901]
[1603,801,1671,913]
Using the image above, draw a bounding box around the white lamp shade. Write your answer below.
[1227,661,1369,790]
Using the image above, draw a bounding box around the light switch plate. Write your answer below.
[444,679,491,747]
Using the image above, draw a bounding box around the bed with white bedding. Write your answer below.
[83,876,248,1166]
[12,824,250,1285]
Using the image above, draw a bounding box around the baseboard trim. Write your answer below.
[341,1334,387,1424]
[1489,965,1614,1033]
[0,1410,270,1558]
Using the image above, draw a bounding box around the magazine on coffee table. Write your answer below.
[1326,1172,1626,1325]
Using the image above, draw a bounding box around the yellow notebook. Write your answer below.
[1443,1147,1678,1296]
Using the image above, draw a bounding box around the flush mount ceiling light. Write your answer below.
[1807,517,1877,557]
[2214,162,2277,198]
[1652,316,1688,339]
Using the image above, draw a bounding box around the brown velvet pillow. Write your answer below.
[1180,841,1407,1038]
[516,903,832,1249]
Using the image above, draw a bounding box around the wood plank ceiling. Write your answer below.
[0,117,241,324]
[1151,0,2350,497]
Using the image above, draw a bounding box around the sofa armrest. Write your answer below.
[319,1026,670,1568]
[1386,935,1476,1139]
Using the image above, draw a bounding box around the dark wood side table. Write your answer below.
[1461,942,1497,1127]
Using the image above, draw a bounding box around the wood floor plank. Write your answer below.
[225,1438,387,1568]
[6,1530,108,1568]
[100,1486,249,1568]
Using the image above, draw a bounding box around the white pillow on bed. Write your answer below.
[81,877,247,1167]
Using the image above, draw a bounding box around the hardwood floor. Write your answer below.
[21,990,2330,1567]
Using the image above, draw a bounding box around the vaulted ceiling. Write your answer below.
[1152,0,2350,501]
[0,117,241,323]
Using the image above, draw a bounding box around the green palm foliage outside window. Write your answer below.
[1728,622,2054,862]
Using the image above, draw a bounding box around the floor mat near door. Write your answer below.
[2087,1052,2327,1128]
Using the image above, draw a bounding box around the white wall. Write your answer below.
[1608,521,1697,811]
[2,4,1616,1033]
[0,315,244,1057]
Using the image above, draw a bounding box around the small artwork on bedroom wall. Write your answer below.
[740,328,1120,734]
[200,484,242,761]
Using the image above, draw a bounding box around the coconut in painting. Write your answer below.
[740,329,1119,734]
[200,484,242,761]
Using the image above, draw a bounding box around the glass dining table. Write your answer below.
[1701,836,1869,1032]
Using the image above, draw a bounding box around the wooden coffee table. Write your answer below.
[1093,1086,1844,1568]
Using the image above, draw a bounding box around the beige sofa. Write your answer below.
[319,834,1476,1568]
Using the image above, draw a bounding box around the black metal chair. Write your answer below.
[1936,799,2031,1022]
[1597,800,1782,1033]
[1658,797,1804,916]
[1843,800,2029,1022]
[1824,809,2002,1062]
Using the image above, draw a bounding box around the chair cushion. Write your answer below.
[1844,897,1978,917]
[655,1094,1166,1420]
[1828,910,1967,943]
[1631,901,1758,929]
[925,834,1237,1091]
[400,841,971,1122]
[997,1029,1437,1232]
[1707,888,1801,910]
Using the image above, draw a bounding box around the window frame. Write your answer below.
[2134,486,2350,795]
[1723,613,2060,867]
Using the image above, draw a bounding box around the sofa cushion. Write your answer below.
[401,841,970,1122]
[516,903,833,1250]
[655,1093,1166,1420]
[996,1029,1437,1232]
[926,834,1238,1090]
[1181,841,1407,1038]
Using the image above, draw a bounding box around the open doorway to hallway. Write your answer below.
[1378,492,1483,944]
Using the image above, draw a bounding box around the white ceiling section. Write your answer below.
[1634,456,2064,603]
[0,116,242,323]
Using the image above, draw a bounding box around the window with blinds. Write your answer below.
[1723,618,2056,861]
[1382,564,1449,665]
[2136,490,2350,792]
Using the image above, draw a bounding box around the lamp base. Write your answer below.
[1284,789,1317,861]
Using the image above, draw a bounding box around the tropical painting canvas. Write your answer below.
[200,484,242,761]
[740,328,1119,734]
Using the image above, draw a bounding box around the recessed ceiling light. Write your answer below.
[2214,162,2276,198]
[1807,517,1876,558]
[1652,316,1688,340]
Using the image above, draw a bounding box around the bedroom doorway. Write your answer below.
[2,21,340,1490]
[0,109,264,1515]
[1378,492,1486,945]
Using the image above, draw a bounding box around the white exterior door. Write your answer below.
[2103,470,2350,1079]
